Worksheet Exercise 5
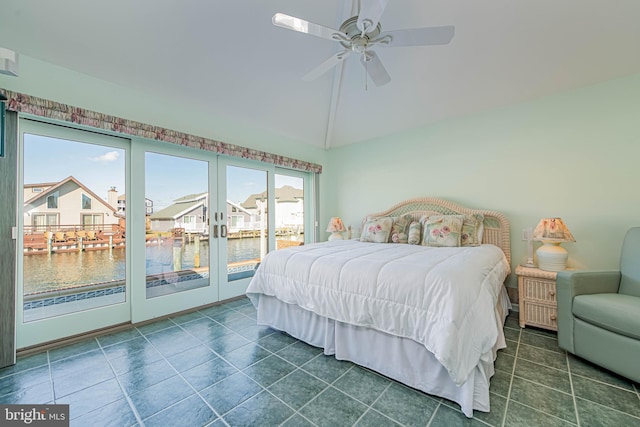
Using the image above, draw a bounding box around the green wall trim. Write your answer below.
[0,110,17,368]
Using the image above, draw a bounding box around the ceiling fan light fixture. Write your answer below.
[272,2,454,87]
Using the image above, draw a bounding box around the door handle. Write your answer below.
[221,224,227,238]
[213,225,218,238]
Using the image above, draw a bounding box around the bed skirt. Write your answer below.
[253,287,511,417]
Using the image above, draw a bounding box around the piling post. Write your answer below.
[194,234,200,268]
[173,237,182,271]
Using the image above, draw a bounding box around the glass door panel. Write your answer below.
[144,152,210,298]
[274,174,305,249]
[18,119,130,348]
[225,165,268,281]
[22,136,126,321]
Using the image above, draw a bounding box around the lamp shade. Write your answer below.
[326,217,345,241]
[532,218,575,243]
[532,218,575,271]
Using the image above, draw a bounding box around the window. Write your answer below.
[32,213,58,231]
[82,214,103,228]
[230,215,245,228]
[47,192,58,209]
[32,187,42,193]
[183,215,195,224]
[82,194,92,210]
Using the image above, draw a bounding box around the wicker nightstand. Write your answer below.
[516,265,559,331]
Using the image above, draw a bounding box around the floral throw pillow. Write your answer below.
[360,217,393,243]
[389,215,412,243]
[461,213,485,247]
[422,215,464,247]
[408,221,422,245]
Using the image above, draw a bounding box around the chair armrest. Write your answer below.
[557,270,621,296]
[556,270,621,352]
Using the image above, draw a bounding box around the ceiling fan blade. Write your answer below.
[302,50,352,81]
[273,13,347,42]
[357,0,389,34]
[360,51,391,86]
[378,26,455,47]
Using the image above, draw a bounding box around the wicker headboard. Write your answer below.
[364,197,511,265]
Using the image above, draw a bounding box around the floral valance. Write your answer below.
[1,89,322,174]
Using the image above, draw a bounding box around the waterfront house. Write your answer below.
[241,185,304,232]
[110,192,153,216]
[149,192,208,233]
[226,200,256,233]
[23,176,119,233]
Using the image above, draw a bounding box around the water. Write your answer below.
[23,238,272,294]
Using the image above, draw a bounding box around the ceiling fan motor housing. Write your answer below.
[339,16,382,52]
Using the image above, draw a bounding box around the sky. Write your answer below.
[23,134,303,211]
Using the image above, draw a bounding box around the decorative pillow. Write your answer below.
[388,214,412,243]
[360,217,393,243]
[461,213,485,247]
[422,215,464,247]
[407,221,422,245]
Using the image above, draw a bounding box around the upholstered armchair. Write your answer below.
[556,227,640,383]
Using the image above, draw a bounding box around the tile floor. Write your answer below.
[1,297,639,426]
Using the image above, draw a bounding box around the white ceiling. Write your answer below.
[1,1,639,149]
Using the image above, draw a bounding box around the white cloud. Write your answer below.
[90,151,120,162]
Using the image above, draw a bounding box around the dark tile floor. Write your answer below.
[1,297,639,426]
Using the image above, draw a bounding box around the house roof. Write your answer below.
[24,176,117,213]
[227,200,252,216]
[150,200,203,220]
[174,193,207,203]
[24,182,58,189]
[242,185,303,209]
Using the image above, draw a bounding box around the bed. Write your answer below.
[246,198,512,417]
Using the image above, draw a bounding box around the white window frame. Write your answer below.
[82,193,92,210]
[46,192,58,209]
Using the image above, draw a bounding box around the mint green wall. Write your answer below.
[324,72,640,289]
[5,55,640,293]
[0,55,326,165]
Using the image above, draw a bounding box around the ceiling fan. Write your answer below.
[272,0,455,87]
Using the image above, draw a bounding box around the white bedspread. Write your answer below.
[246,240,511,385]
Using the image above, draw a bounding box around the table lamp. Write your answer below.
[326,217,345,241]
[532,218,575,271]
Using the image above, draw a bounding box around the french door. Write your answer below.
[217,161,313,299]
[17,119,131,348]
[17,119,315,347]
[130,140,220,322]
[218,159,274,300]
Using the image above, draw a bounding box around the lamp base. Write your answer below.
[536,242,568,271]
[328,232,343,241]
